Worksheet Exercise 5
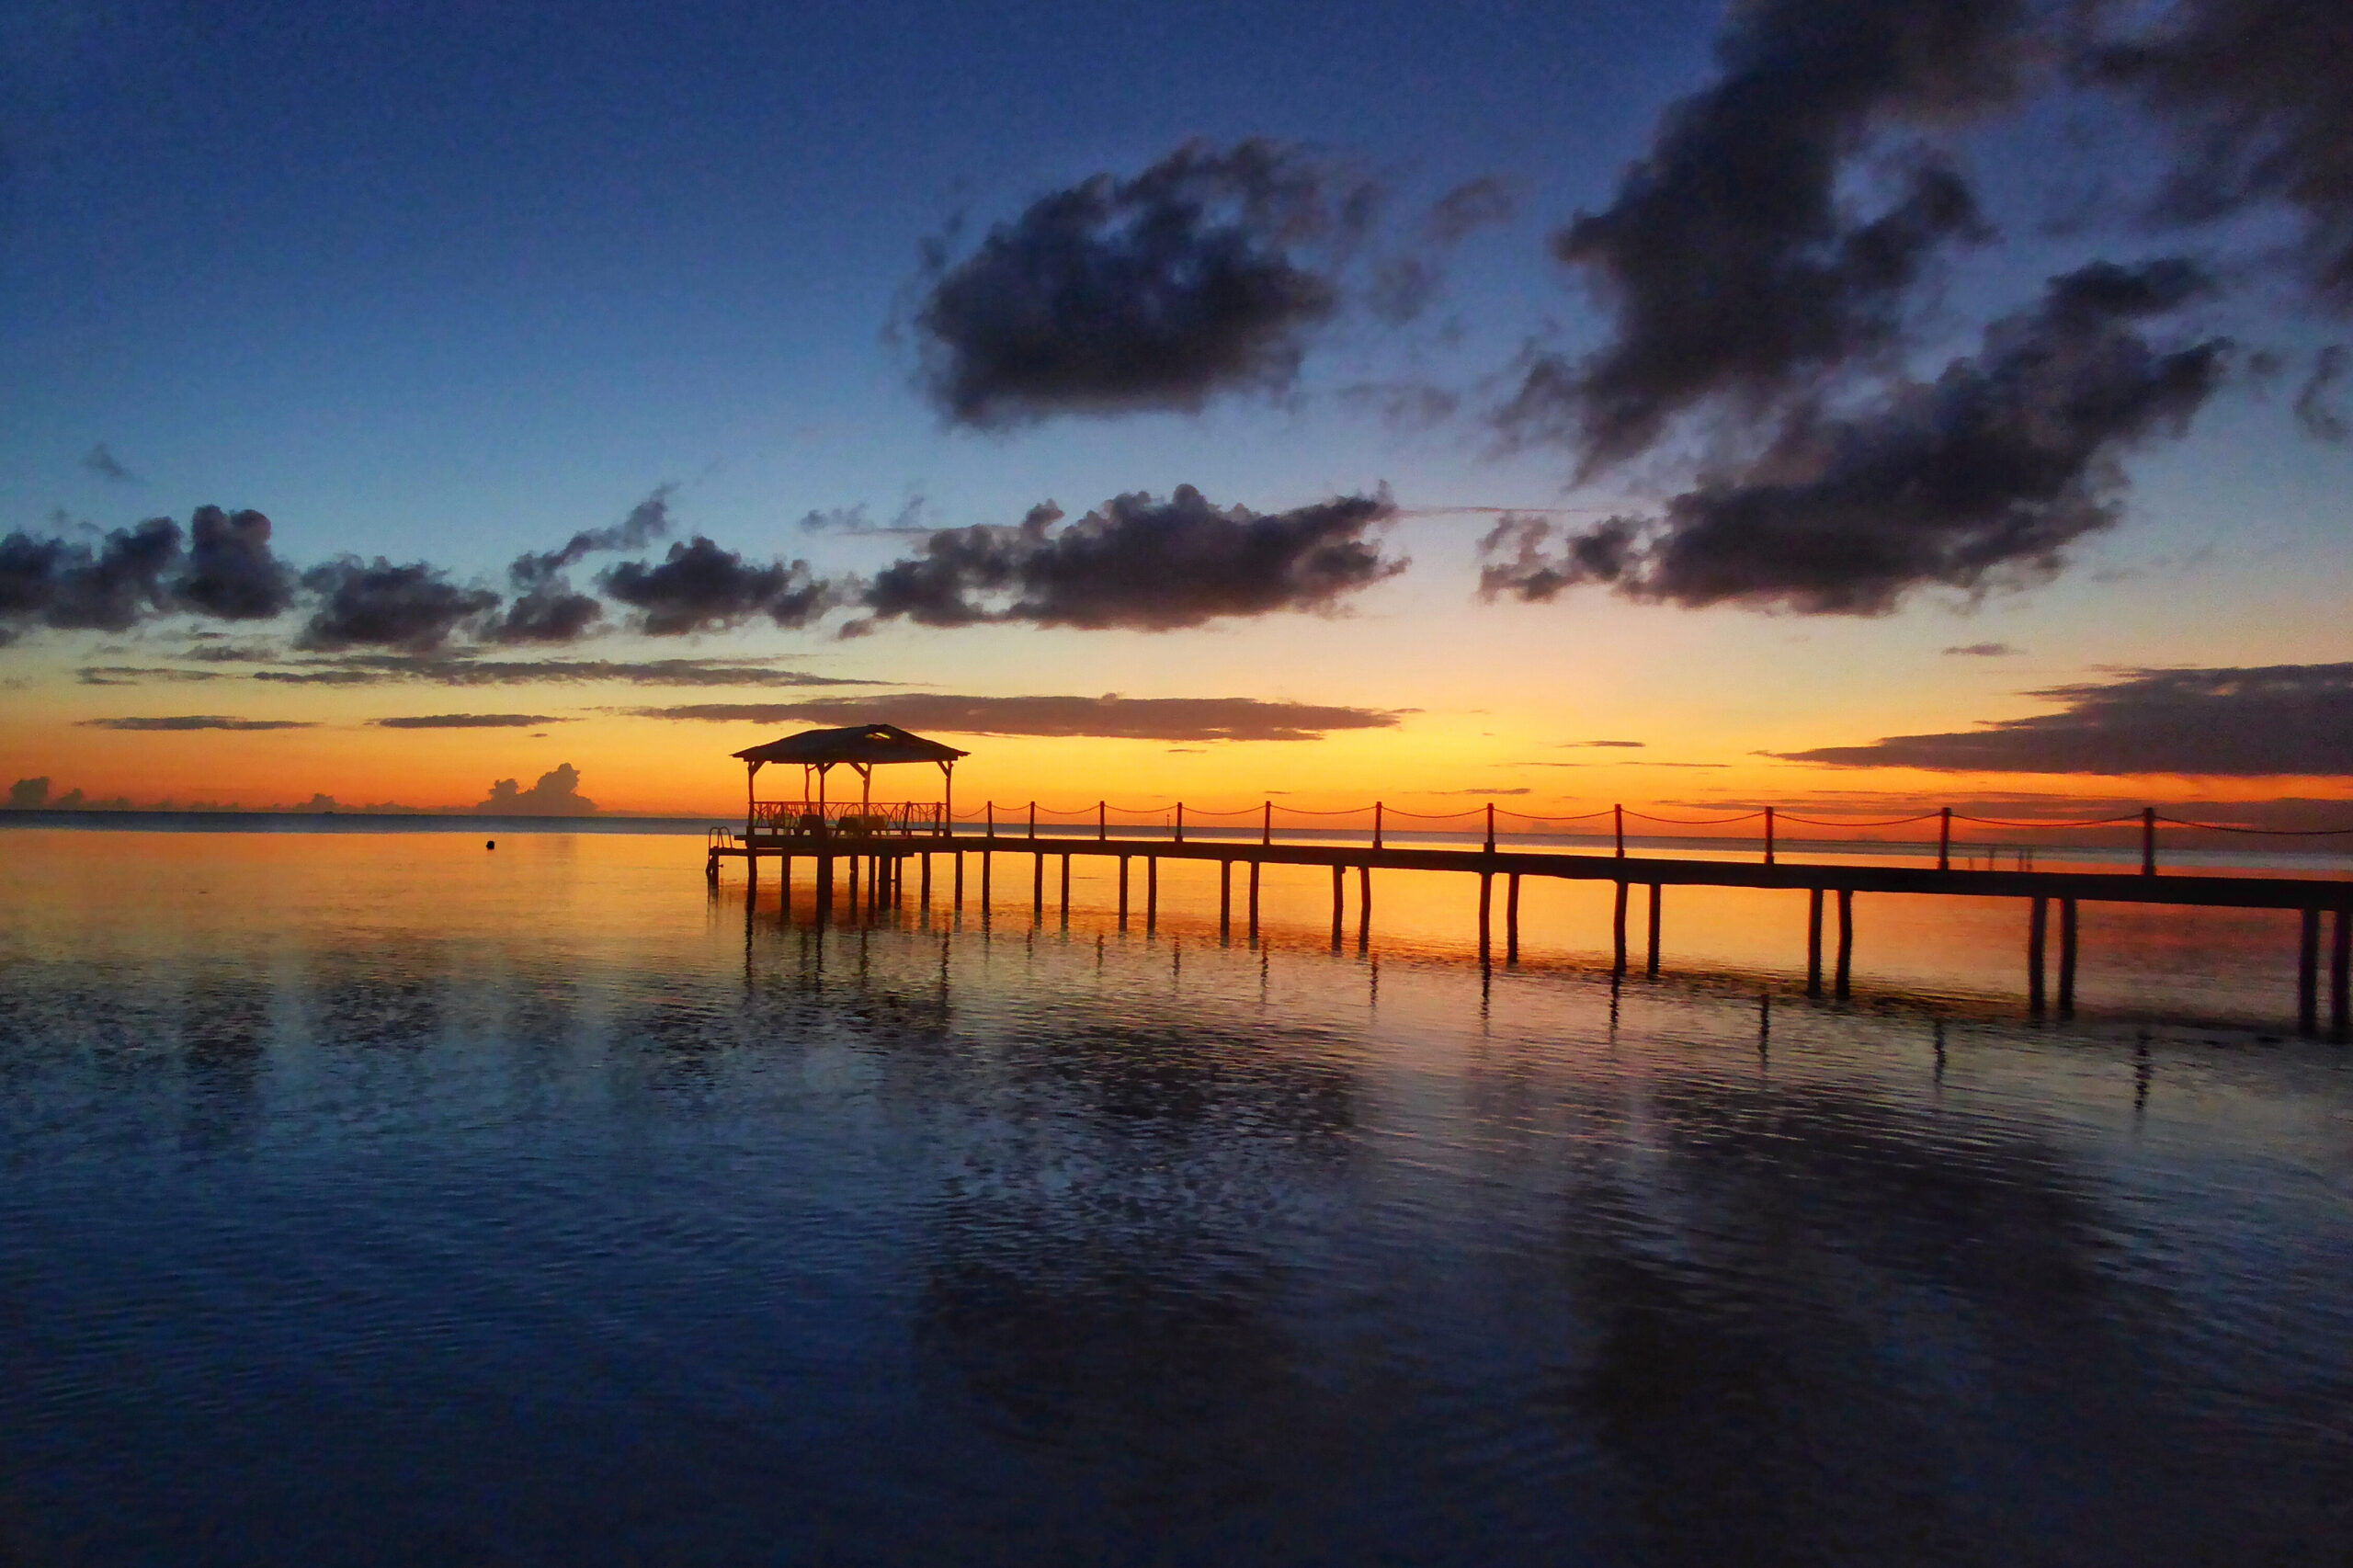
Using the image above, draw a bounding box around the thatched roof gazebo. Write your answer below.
[733,722,966,840]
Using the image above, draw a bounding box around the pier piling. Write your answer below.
[1807,888,1824,997]
[1646,883,1661,978]
[1835,888,1854,999]
[2058,898,2079,1014]
[2029,896,2050,1013]
[2299,908,2321,1036]
[1612,881,1628,976]
[1506,872,1521,965]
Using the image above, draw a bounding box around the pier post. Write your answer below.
[1765,806,1775,866]
[1118,857,1130,928]
[748,852,758,896]
[2029,896,2049,1013]
[1614,804,1624,858]
[1263,801,1271,847]
[920,852,931,912]
[1938,807,1951,872]
[2334,906,2350,1044]
[1060,854,1070,927]
[846,855,858,915]
[1031,849,1043,926]
[2058,898,2079,1015]
[1330,866,1343,948]
[706,849,718,883]
[1836,888,1854,999]
[1220,860,1232,941]
[1248,861,1260,941]
[1098,801,1106,841]
[2142,807,2156,876]
[1646,883,1661,978]
[1612,881,1628,975]
[1478,871,1492,965]
[1358,865,1371,951]
[1146,857,1158,935]
[1373,802,1383,851]
[1176,803,1184,844]
[953,850,964,912]
[1506,872,1521,965]
[981,849,991,920]
[1485,803,1495,854]
[2299,908,2321,1036]
[1807,887,1824,997]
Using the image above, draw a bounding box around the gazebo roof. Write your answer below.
[733,722,968,767]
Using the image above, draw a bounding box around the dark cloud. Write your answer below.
[507,484,676,588]
[80,715,317,731]
[478,762,597,815]
[597,537,833,636]
[1500,0,2036,471]
[83,444,138,483]
[372,713,568,729]
[250,654,878,687]
[0,517,181,639]
[177,639,282,662]
[2293,345,2347,441]
[1479,260,2228,614]
[6,778,51,809]
[297,558,500,653]
[1774,663,2353,776]
[629,693,1405,744]
[912,139,1373,426]
[1428,176,1517,244]
[2083,0,2353,312]
[1569,739,1646,748]
[483,585,603,644]
[175,506,294,620]
[77,665,226,685]
[858,485,1402,632]
[1944,642,2021,656]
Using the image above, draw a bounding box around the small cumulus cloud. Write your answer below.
[478,763,597,815]
[1944,642,2021,657]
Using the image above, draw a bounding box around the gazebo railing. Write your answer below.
[750,800,946,838]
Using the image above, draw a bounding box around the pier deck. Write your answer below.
[709,829,2353,1040]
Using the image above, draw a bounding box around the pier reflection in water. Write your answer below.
[1,829,2348,1566]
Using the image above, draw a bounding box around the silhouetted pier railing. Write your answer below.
[706,797,2353,1040]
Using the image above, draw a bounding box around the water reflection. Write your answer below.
[0,832,2348,1565]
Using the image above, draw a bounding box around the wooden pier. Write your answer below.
[701,727,2353,1038]
[710,826,2353,1040]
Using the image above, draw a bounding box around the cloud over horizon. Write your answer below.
[630,693,1404,744]
[1774,663,2353,776]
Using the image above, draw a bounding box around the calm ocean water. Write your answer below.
[3,827,2349,1565]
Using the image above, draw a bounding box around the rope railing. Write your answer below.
[899,794,2353,875]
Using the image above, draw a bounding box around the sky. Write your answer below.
[2,0,2348,820]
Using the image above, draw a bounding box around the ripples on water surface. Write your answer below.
[2,828,2349,1565]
